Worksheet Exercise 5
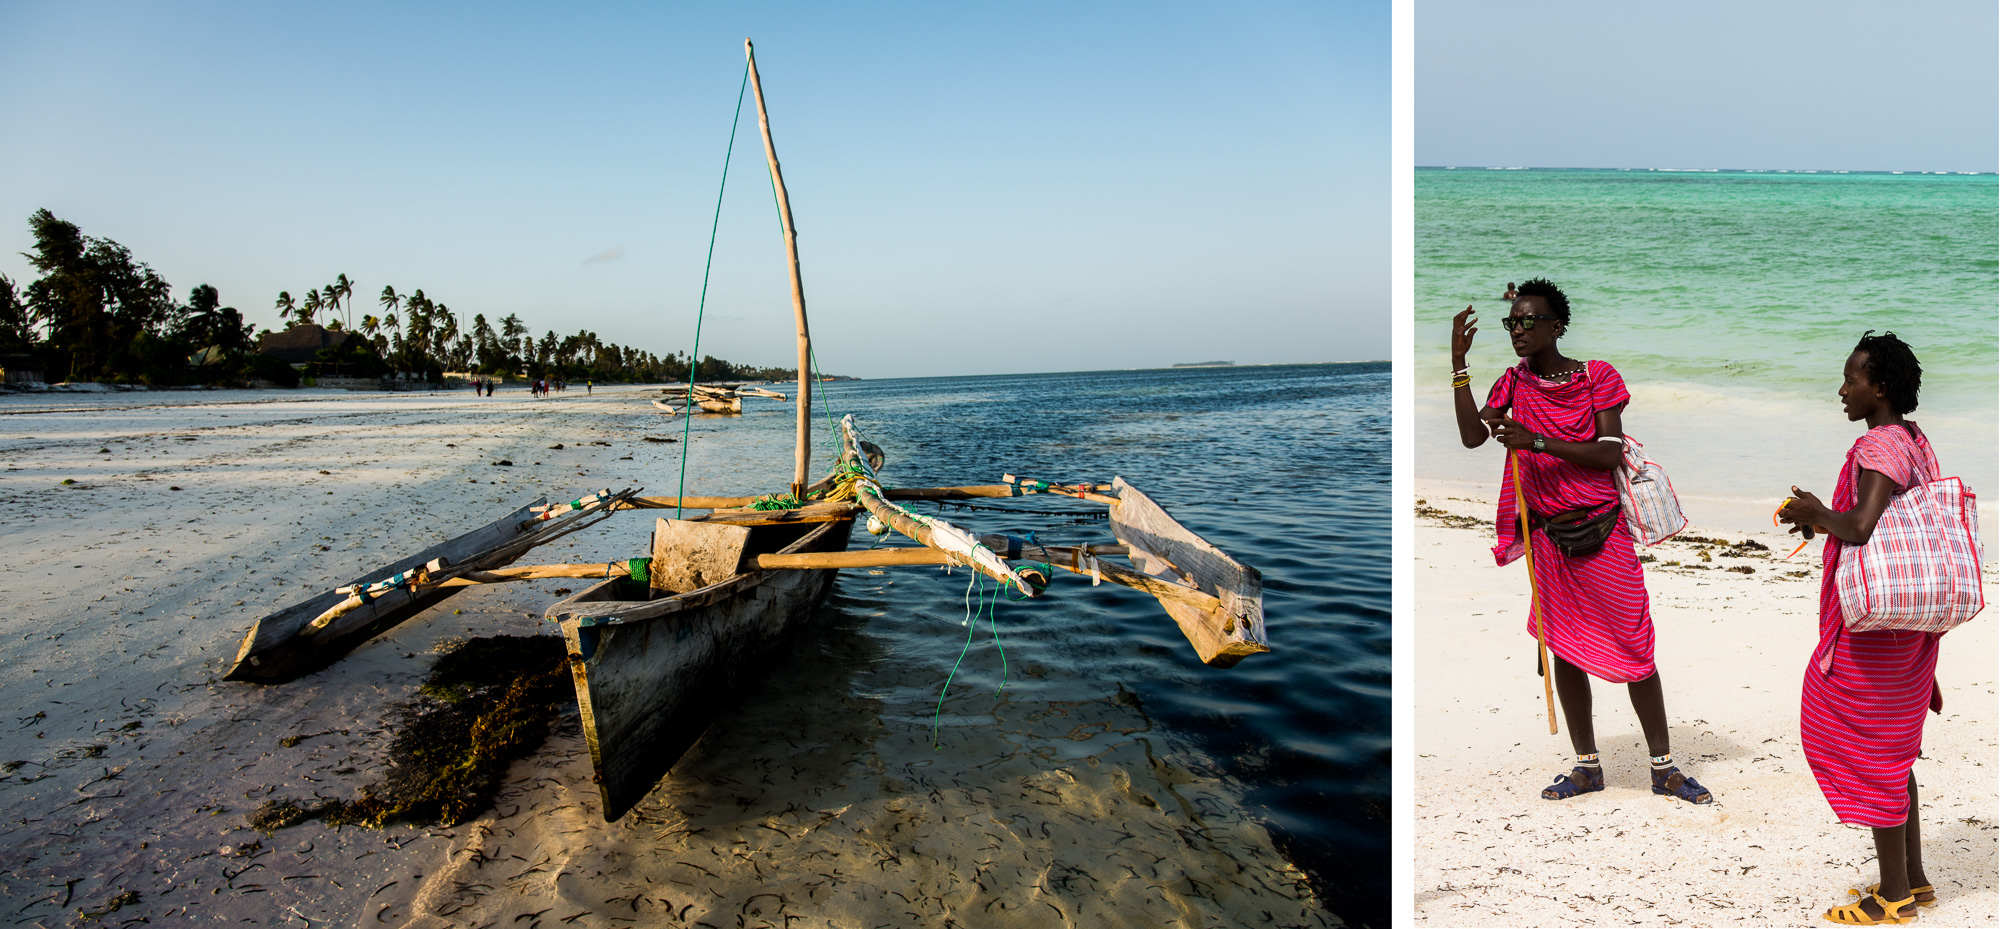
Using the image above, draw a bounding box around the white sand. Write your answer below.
[0,387,1330,928]
[1413,479,1999,926]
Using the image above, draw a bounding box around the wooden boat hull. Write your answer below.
[694,397,742,414]
[225,499,547,684]
[546,516,854,821]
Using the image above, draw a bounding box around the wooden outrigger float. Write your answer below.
[221,39,1266,823]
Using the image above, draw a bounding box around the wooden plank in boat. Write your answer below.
[649,517,751,593]
[224,499,547,684]
[1108,477,1268,667]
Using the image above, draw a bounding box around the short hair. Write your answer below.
[1853,330,1921,414]
[1514,278,1570,323]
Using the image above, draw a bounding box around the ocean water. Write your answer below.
[1415,168,1998,536]
[667,363,1392,925]
[0,370,1376,928]
[0,367,1387,927]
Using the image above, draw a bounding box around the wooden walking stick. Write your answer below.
[1513,449,1558,735]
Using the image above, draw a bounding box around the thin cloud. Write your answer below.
[584,245,624,265]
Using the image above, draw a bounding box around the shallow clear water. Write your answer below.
[653,363,1391,925]
[1417,167,1997,404]
[1415,168,1997,533]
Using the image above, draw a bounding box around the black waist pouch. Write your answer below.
[1531,505,1619,558]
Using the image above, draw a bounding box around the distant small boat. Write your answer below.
[653,383,783,416]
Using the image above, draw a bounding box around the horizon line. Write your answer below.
[1417,165,1995,176]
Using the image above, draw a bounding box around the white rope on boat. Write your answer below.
[839,414,1036,597]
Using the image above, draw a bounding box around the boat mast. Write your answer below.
[744,39,813,501]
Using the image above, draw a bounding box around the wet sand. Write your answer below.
[0,387,1331,927]
[1413,479,1999,926]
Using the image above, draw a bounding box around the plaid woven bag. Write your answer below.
[1835,472,1986,634]
[1616,435,1687,547]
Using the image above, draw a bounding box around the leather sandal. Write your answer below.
[1650,766,1712,804]
[1858,884,1935,909]
[1824,890,1917,925]
[1540,765,1604,800]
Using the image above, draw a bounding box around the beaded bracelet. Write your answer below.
[1450,374,1472,389]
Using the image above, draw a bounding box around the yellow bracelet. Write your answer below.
[1451,374,1472,389]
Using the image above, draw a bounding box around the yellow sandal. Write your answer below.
[1824,891,1918,925]
[1858,884,1935,909]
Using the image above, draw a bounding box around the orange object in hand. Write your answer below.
[1774,497,1813,560]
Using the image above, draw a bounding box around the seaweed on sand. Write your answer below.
[248,635,571,831]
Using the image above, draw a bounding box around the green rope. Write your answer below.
[808,342,842,467]
[989,575,1009,695]
[675,60,752,519]
[932,571,986,749]
[931,567,1015,749]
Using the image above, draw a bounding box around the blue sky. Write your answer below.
[0,2,1386,377]
[1418,0,1998,172]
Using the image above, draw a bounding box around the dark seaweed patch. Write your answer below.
[248,635,570,831]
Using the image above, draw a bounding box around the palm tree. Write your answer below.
[299,288,323,328]
[435,308,459,368]
[321,282,340,330]
[274,290,297,327]
[332,274,355,330]
[379,284,400,324]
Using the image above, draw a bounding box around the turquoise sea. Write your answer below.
[1415,167,1998,539]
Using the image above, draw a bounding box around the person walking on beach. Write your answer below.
[1449,278,1712,804]
[1777,332,1945,926]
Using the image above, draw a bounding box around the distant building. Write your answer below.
[257,324,351,368]
[0,354,44,385]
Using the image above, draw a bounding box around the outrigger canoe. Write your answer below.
[220,40,1268,825]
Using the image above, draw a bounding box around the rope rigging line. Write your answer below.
[932,570,1008,749]
[675,60,753,519]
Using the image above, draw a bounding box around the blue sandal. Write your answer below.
[1651,766,1712,804]
[1541,766,1604,800]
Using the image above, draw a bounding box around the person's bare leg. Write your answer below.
[1541,653,1602,798]
[1904,773,1932,901]
[1627,671,1711,802]
[1837,775,1928,919]
[1625,671,1670,756]
[1552,653,1596,756]
[1863,821,1912,919]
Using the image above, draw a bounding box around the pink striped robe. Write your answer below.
[1800,423,1943,828]
[1487,360,1656,683]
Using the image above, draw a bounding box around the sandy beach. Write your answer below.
[1413,478,1999,926]
[0,386,1333,928]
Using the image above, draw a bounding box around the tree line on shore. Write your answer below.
[0,209,804,387]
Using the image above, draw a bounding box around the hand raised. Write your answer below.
[1451,306,1478,362]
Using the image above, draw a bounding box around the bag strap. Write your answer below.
[1902,426,1936,485]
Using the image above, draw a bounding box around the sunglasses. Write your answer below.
[1499,315,1561,333]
